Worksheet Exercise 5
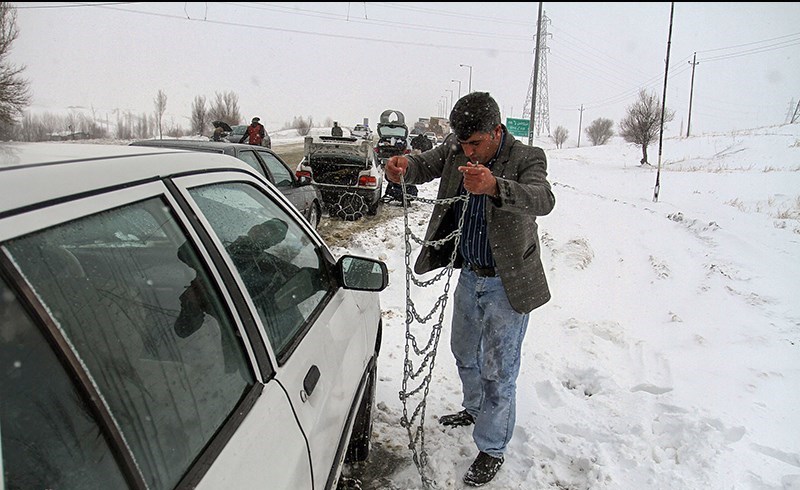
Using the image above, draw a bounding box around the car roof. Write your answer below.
[130,139,275,154]
[0,142,259,215]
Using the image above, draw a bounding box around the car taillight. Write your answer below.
[358,175,378,187]
[296,170,312,179]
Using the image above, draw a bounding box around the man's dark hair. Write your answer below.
[449,92,501,140]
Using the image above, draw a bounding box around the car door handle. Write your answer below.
[301,365,321,402]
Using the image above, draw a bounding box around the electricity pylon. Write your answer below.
[522,10,551,137]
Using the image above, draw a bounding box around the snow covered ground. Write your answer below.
[325,125,800,489]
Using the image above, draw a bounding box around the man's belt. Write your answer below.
[465,263,496,277]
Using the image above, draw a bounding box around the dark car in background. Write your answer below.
[296,135,383,220]
[130,140,322,228]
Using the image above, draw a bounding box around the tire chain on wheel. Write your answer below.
[332,191,368,221]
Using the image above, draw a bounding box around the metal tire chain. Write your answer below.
[332,191,368,221]
[397,176,469,489]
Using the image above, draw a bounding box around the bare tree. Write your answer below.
[293,115,313,136]
[208,91,242,126]
[619,89,675,165]
[154,90,167,139]
[551,125,568,149]
[585,118,614,146]
[0,2,30,130]
[191,95,208,136]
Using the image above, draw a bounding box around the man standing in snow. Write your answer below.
[385,92,555,486]
[239,117,267,146]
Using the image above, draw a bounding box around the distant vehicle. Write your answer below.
[376,110,417,204]
[0,142,388,490]
[423,131,438,145]
[375,110,410,165]
[296,135,383,220]
[351,124,373,140]
[129,139,322,229]
[227,124,272,149]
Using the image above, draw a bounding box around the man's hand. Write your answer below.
[385,156,409,183]
[458,163,499,197]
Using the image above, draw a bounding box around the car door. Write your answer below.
[0,180,312,489]
[173,171,372,489]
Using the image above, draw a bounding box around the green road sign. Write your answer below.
[506,117,530,137]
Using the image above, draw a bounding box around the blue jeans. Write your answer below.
[451,268,530,458]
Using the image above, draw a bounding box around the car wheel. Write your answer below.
[335,193,366,221]
[345,361,376,463]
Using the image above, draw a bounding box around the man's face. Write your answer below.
[458,125,502,165]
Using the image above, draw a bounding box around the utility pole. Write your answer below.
[686,52,699,137]
[528,2,543,146]
[653,2,674,203]
[577,104,584,148]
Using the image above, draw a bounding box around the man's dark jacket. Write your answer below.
[402,126,555,313]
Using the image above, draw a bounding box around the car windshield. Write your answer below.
[231,125,247,135]
[378,125,407,138]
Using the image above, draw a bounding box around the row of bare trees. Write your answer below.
[550,89,675,165]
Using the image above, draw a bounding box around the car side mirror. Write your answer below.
[297,174,313,186]
[338,255,388,291]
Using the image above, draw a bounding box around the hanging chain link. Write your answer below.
[397,175,469,489]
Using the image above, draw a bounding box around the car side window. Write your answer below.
[188,182,331,359]
[237,150,268,180]
[4,197,254,490]
[0,276,129,489]
[258,151,293,187]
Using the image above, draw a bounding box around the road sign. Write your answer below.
[506,117,530,138]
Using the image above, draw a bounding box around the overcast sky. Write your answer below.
[10,2,800,139]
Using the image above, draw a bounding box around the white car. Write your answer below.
[296,135,384,220]
[423,131,438,145]
[350,124,372,140]
[0,143,388,489]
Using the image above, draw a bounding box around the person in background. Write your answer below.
[240,117,267,146]
[331,121,343,137]
[411,131,433,153]
[384,92,555,486]
[211,125,226,142]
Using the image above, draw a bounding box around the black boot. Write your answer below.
[438,409,475,427]
[463,451,504,486]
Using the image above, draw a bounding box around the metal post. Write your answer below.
[445,89,454,114]
[460,64,472,93]
[686,52,699,137]
[451,79,462,100]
